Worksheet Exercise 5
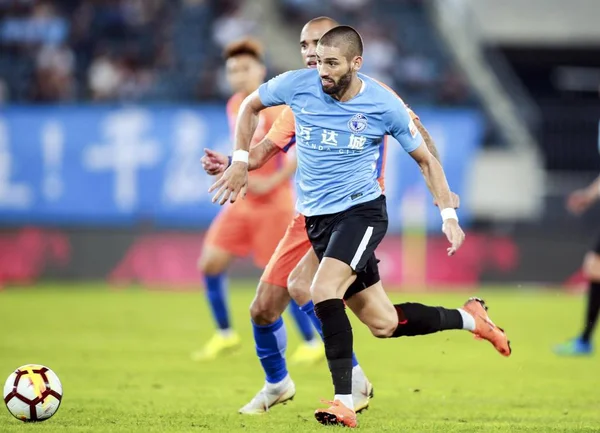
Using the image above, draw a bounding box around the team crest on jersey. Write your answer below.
[347,114,368,133]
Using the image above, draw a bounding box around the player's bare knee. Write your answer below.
[198,248,230,275]
[199,256,226,276]
[583,253,600,281]
[369,317,396,338]
[310,282,338,303]
[311,273,355,303]
[250,297,280,325]
[250,282,288,325]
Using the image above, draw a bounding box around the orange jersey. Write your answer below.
[265,104,420,194]
[226,93,293,205]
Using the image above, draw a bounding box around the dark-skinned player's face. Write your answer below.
[225,54,266,95]
[316,44,361,96]
[300,21,337,69]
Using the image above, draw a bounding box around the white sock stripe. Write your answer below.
[458,309,476,331]
[350,226,374,270]
[334,394,354,410]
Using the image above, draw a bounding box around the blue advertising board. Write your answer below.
[0,105,483,231]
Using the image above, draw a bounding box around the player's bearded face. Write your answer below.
[321,65,352,95]
[316,45,356,96]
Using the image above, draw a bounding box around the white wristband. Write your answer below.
[441,208,458,223]
[232,149,249,164]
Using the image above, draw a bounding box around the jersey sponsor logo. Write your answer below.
[348,134,367,150]
[297,124,313,141]
[321,129,338,146]
[348,113,368,134]
[296,122,366,154]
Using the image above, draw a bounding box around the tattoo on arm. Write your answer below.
[415,119,441,163]
[248,138,280,171]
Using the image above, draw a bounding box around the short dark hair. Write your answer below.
[318,25,363,60]
[223,37,264,62]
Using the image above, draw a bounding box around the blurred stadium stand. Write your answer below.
[0,0,474,105]
[0,0,599,289]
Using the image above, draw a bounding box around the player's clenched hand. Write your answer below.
[433,191,460,209]
[442,219,465,257]
[201,148,228,176]
[208,162,248,205]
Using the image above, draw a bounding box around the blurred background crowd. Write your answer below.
[0,0,471,105]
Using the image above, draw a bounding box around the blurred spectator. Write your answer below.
[32,44,75,101]
[88,52,123,101]
[88,50,155,102]
[116,55,155,101]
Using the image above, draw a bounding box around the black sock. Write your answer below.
[391,303,463,338]
[581,281,600,343]
[314,299,353,395]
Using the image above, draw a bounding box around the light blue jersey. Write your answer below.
[258,68,422,216]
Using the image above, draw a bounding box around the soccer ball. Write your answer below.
[3,364,63,422]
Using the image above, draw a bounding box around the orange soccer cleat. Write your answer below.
[314,399,357,428]
[462,297,512,357]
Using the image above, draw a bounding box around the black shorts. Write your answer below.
[305,195,388,300]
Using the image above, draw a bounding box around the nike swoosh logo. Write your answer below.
[301,108,317,115]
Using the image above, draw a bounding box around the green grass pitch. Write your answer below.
[1,283,599,432]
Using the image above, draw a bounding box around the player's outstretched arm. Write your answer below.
[247,138,282,171]
[210,69,296,204]
[201,138,282,178]
[209,91,267,205]
[243,103,297,172]
[234,91,268,154]
[566,173,600,215]
[409,143,465,256]
[414,118,441,162]
[413,118,460,209]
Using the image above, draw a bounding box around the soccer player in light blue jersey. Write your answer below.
[210,26,511,427]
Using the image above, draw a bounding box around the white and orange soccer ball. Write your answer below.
[3,364,63,422]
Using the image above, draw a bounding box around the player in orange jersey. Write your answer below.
[193,38,321,363]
